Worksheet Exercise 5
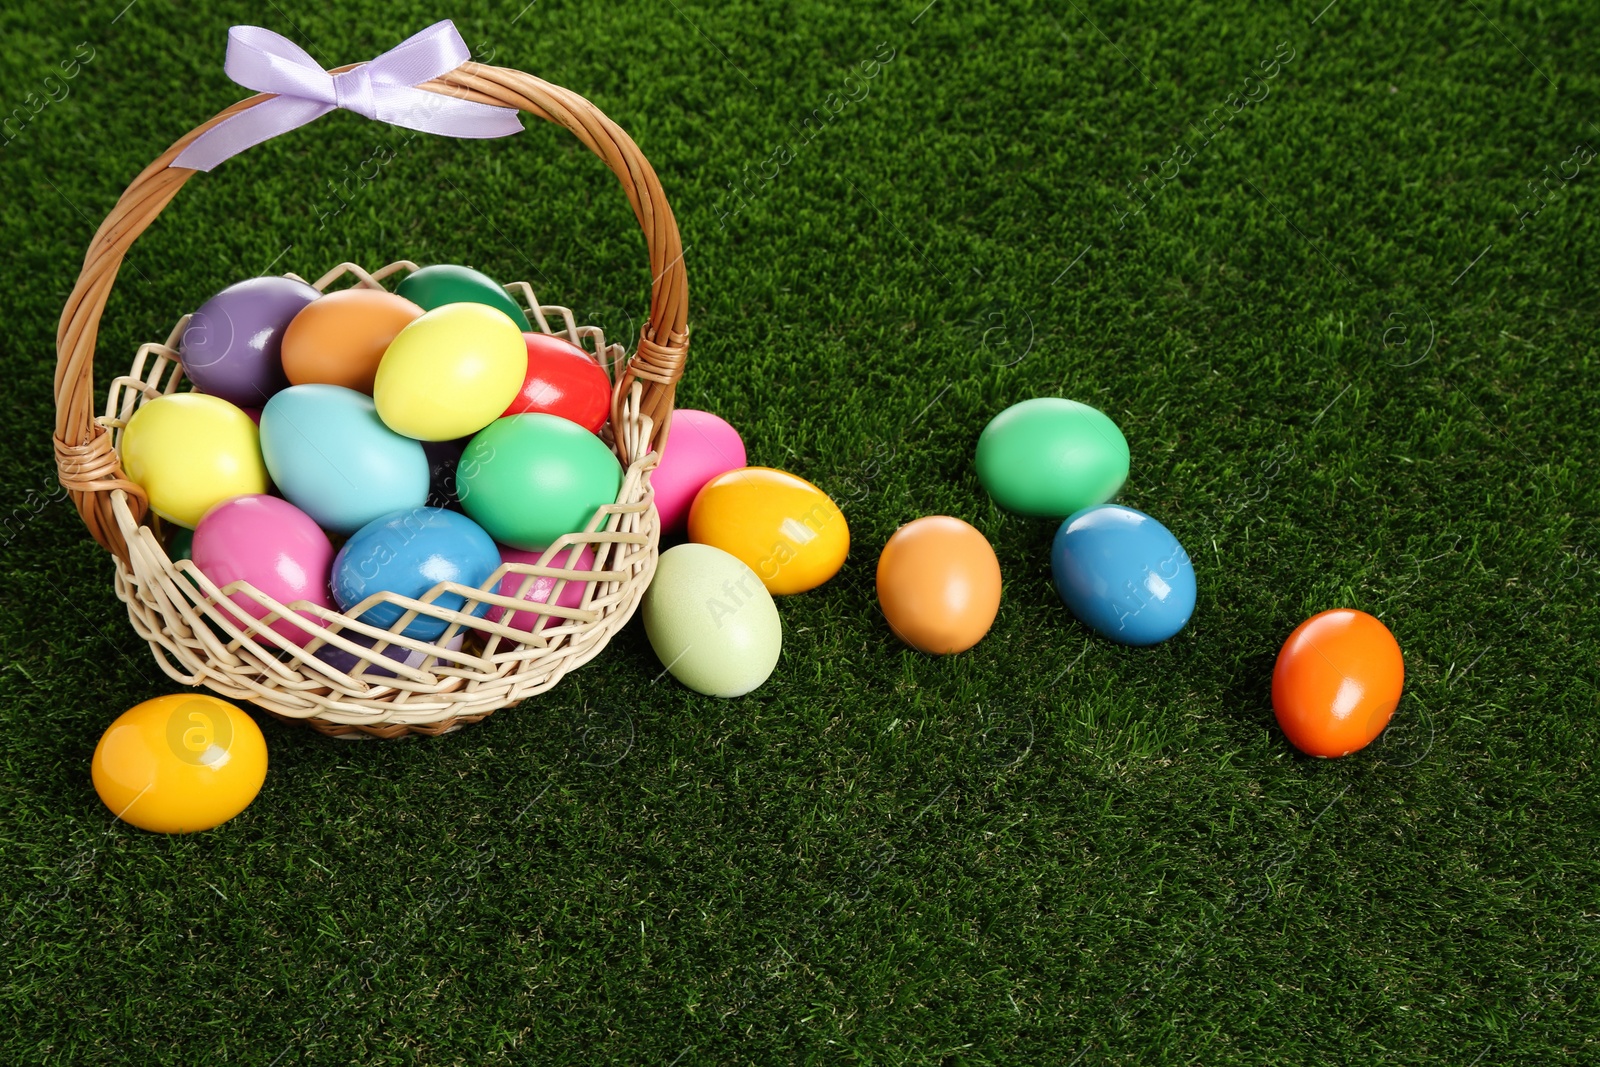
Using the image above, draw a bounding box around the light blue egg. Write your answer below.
[1050,505,1196,646]
[331,508,501,640]
[260,384,429,535]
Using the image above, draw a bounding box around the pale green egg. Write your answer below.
[642,544,782,698]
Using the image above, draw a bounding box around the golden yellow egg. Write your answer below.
[687,467,849,594]
[91,695,268,834]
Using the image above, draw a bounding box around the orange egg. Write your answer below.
[280,288,424,394]
[1272,609,1404,757]
[876,516,1002,654]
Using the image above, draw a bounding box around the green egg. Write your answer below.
[975,397,1129,517]
[456,414,622,550]
[643,544,782,698]
[394,264,532,331]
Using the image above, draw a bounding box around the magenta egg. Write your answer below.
[192,494,336,647]
[653,410,746,535]
[482,543,598,633]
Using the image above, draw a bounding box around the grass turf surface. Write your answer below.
[3,0,1599,1062]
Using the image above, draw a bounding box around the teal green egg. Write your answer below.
[642,544,782,697]
[394,264,531,331]
[456,414,622,550]
[974,397,1129,517]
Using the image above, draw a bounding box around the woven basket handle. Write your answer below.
[54,62,689,564]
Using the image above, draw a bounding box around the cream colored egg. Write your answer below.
[642,544,782,697]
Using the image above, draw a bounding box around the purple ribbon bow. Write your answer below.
[171,20,523,172]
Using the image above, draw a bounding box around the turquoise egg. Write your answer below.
[975,397,1129,517]
[260,384,429,535]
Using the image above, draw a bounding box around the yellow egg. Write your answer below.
[373,302,526,441]
[687,466,849,594]
[91,694,268,834]
[120,393,268,528]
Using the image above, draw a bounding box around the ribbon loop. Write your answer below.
[171,20,523,172]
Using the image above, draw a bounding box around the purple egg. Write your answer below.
[312,630,464,681]
[180,276,320,407]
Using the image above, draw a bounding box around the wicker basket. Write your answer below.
[52,62,689,739]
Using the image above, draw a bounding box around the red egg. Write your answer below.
[502,331,612,433]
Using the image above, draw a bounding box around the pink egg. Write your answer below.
[653,410,746,535]
[483,543,598,633]
[192,494,336,647]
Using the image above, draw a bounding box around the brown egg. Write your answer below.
[280,288,424,394]
[876,516,1002,654]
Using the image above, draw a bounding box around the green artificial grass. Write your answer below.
[2,0,1598,1063]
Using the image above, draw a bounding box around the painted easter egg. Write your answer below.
[331,507,501,641]
[642,543,782,697]
[312,631,464,682]
[280,287,424,393]
[373,303,527,441]
[91,694,267,834]
[653,410,746,536]
[1273,609,1404,757]
[876,516,1002,654]
[976,397,1129,517]
[121,393,268,529]
[504,331,612,433]
[688,467,848,594]
[259,384,428,535]
[1050,504,1196,646]
[192,495,335,647]
[481,543,598,634]
[180,276,320,407]
[393,264,531,330]
[457,414,623,551]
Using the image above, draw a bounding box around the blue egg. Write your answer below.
[331,507,500,640]
[260,384,429,535]
[1050,505,1196,646]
